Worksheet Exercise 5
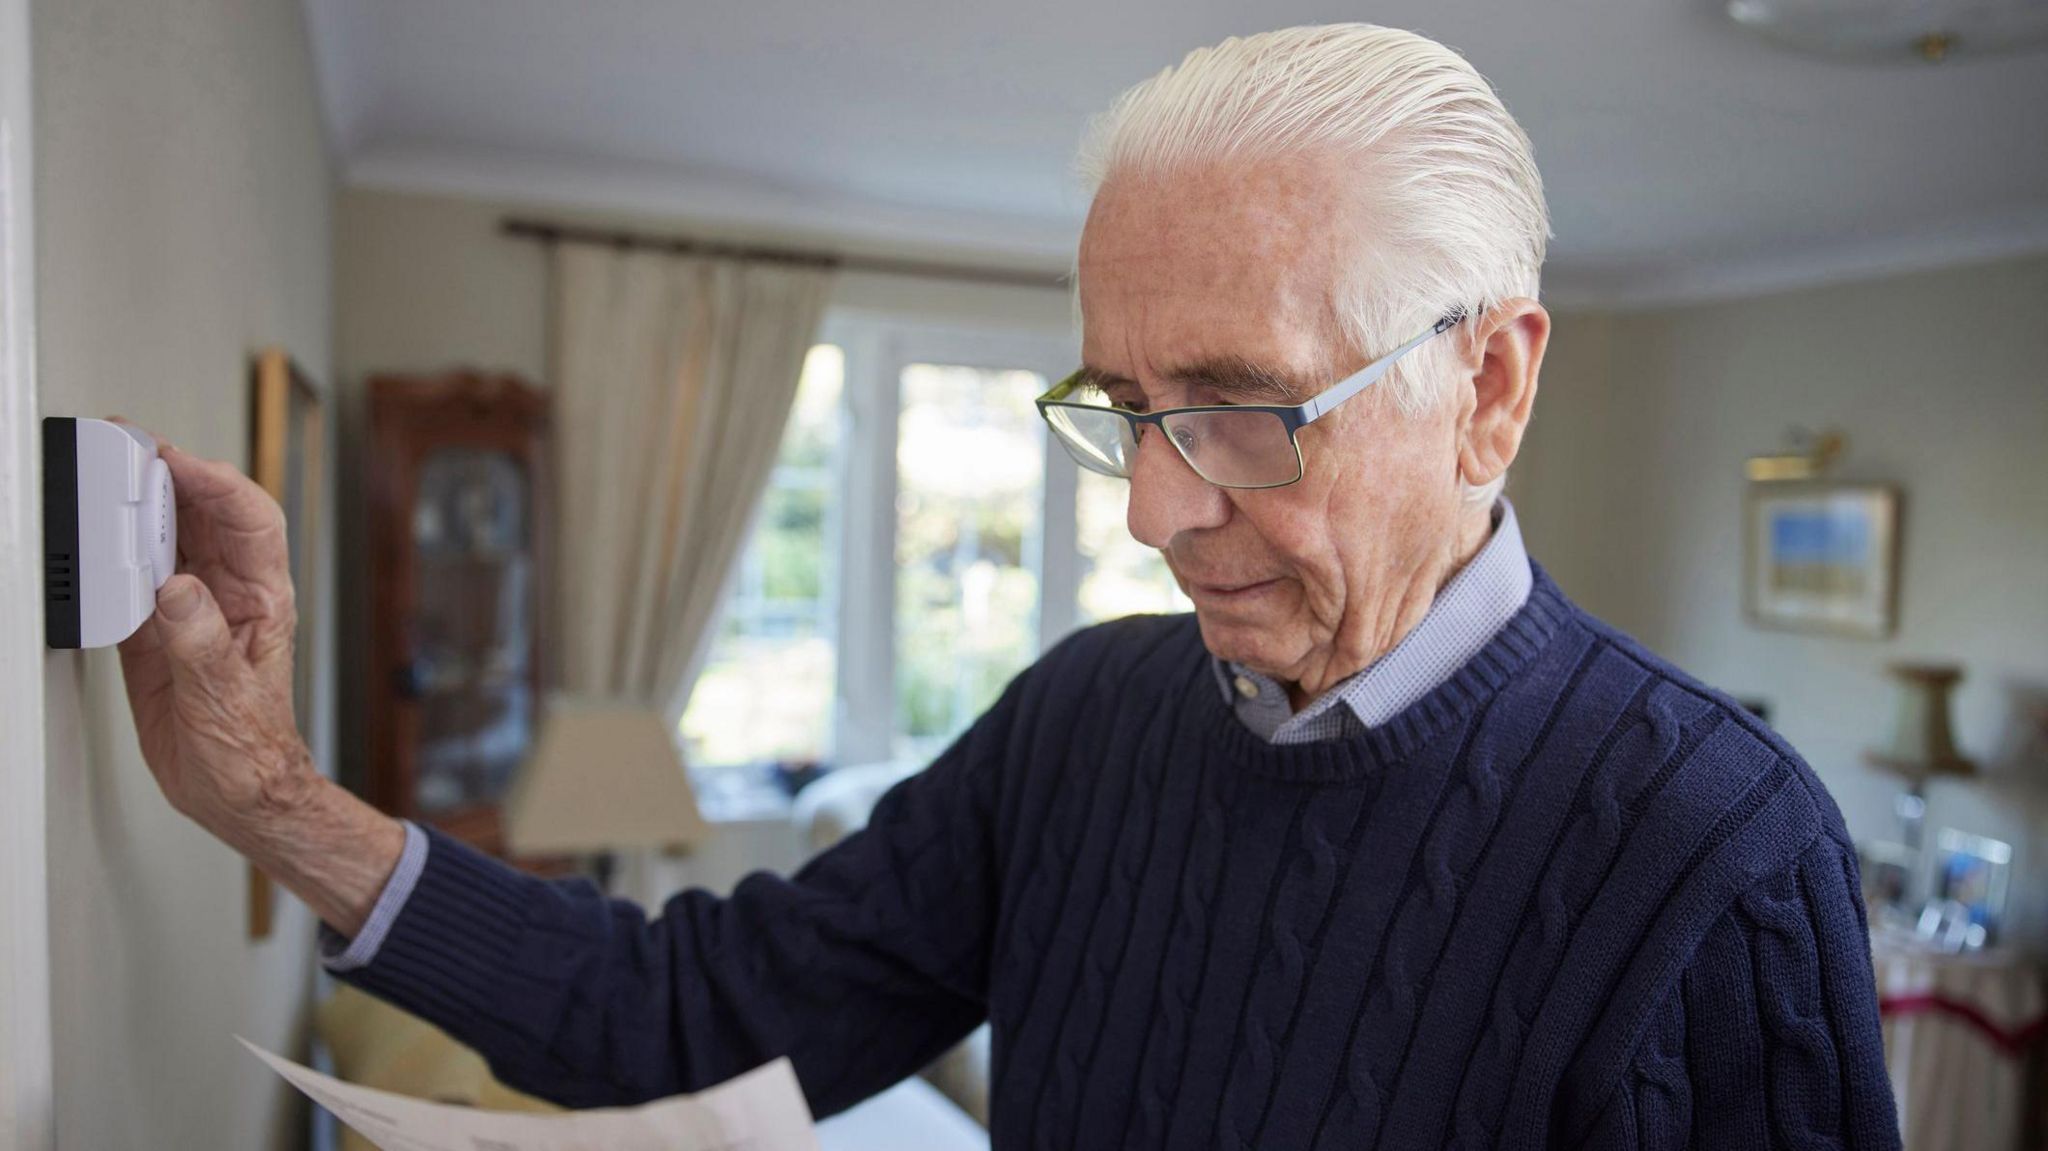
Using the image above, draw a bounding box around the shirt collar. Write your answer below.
[1211,498,1533,742]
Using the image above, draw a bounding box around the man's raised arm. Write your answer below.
[113,436,1002,1115]
[115,435,405,939]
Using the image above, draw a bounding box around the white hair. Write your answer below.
[1075,24,1551,505]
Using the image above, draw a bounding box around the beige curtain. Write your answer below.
[549,243,833,715]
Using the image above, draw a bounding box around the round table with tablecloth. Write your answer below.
[1876,937,2046,1150]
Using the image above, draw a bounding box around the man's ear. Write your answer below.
[1458,298,1549,491]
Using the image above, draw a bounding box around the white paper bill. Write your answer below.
[237,1036,821,1151]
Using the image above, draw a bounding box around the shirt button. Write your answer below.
[1233,675,1260,700]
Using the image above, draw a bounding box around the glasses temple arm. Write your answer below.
[1298,310,1467,424]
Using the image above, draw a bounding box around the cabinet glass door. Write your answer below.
[405,447,534,816]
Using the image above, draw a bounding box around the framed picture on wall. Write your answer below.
[1743,481,1899,639]
[248,348,323,937]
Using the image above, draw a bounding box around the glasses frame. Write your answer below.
[1036,309,1468,490]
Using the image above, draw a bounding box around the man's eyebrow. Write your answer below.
[1071,358,1315,405]
[1167,357,1315,404]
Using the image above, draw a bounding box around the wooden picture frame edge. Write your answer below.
[1741,479,1902,641]
[246,348,323,940]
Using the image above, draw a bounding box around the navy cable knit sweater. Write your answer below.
[338,566,1900,1148]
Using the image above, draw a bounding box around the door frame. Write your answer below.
[0,0,53,1145]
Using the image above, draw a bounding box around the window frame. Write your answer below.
[828,310,1079,767]
[684,308,1106,773]
[679,343,851,772]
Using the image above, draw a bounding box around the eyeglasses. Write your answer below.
[1036,310,1467,489]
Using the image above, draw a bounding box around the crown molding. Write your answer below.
[348,142,2048,313]
[1544,205,2048,311]
[298,0,371,164]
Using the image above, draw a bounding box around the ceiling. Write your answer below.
[303,0,2048,307]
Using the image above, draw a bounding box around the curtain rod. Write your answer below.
[500,218,1069,291]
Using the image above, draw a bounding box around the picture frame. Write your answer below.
[247,348,323,938]
[1933,827,2011,942]
[1856,839,1915,917]
[1743,481,1899,639]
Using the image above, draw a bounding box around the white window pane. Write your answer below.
[895,362,1045,755]
[679,344,844,768]
[1077,470,1191,622]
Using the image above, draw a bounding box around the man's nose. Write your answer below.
[1125,425,1230,548]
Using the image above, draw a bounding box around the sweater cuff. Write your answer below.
[325,824,540,1042]
[319,819,429,972]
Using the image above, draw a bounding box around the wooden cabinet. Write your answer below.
[364,371,551,861]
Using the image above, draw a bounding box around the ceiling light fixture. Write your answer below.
[1726,0,2048,62]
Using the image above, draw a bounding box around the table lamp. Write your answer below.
[1866,663,1975,877]
[504,695,709,865]
[1866,663,1976,784]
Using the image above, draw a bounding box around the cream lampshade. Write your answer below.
[1866,663,1976,783]
[504,695,709,856]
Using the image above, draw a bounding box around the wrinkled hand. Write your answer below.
[116,434,318,839]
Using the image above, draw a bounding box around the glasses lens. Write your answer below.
[1044,404,1137,477]
[1159,409,1300,487]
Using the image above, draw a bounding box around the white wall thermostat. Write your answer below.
[44,417,177,648]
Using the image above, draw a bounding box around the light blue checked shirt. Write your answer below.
[326,500,1530,969]
[1214,499,1531,743]
[320,818,428,971]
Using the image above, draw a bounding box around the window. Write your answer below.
[679,344,845,769]
[680,316,1185,775]
[894,362,1047,755]
[1076,470,1192,623]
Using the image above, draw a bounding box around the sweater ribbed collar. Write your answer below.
[1200,562,1573,785]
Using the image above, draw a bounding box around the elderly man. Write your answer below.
[122,24,1896,1149]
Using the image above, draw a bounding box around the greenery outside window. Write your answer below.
[680,344,845,770]
[681,320,1187,785]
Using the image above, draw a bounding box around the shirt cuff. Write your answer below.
[319,819,429,972]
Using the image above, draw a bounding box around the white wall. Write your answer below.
[1518,254,2048,944]
[34,0,334,1146]
[333,187,1075,387]
[1,0,53,1146]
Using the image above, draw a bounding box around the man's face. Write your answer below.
[1076,153,1473,693]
